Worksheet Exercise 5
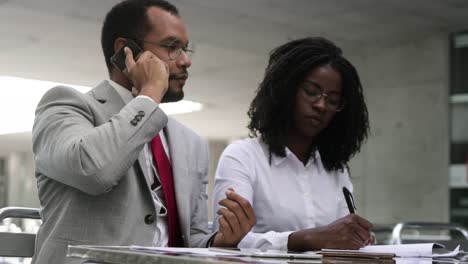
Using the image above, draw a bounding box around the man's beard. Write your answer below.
[161,87,184,103]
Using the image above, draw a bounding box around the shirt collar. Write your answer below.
[272,147,319,168]
[271,147,292,166]
[107,79,133,104]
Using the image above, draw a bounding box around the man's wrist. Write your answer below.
[206,232,218,247]
[140,86,164,103]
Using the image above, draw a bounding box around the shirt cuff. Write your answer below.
[270,231,293,250]
[136,95,158,104]
[238,231,294,251]
[237,232,253,248]
[206,232,218,247]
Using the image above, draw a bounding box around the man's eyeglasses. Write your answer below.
[140,39,194,60]
[301,83,344,112]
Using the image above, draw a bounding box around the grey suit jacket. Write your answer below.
[31,81,213,264]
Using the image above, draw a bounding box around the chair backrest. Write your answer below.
[390,222,468,249]
[0,207,41,258]
[372,224,395,245]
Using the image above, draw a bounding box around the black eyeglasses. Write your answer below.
[140,39,194,60]
[301,83,344,112]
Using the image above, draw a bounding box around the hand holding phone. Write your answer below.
[111,39,143,73]
[112,39,169,103]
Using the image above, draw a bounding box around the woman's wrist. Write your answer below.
[287,227,326,252]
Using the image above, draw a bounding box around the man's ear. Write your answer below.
[113,37,128,55]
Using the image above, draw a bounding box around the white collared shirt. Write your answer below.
[212,137,352,250]
[109,80,169,247]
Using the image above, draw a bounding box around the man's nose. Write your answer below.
[177,50,192,68]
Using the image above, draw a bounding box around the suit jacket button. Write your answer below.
[130,119,138,126]
[135,115,143,121]
[144,214,155,224]
[138,111,145,116]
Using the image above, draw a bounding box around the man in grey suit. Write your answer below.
[31,1,256,263]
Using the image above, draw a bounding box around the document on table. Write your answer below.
[129,246,322,259]
[321,243,460,258]
[209,248,322,259]
[129,246,231,257]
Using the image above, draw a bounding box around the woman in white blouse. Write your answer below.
[213,37,373,251]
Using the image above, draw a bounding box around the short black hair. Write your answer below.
[248,37,369,171]
[101,0,179,73]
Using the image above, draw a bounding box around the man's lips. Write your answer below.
[169,74,188,81]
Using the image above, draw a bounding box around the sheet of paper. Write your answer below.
[130,246,322,259]
[395,257,433,264]
[209,248,322,259]
[433,245,460,257]
[322,243,460,258]
[130,246,238,257]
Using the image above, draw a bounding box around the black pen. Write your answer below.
[342,187,356,214]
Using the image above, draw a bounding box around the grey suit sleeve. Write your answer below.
[32,86,167,195]
[188,140,216,247]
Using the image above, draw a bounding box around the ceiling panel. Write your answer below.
[0,0,468,147]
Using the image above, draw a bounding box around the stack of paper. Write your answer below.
[321,243,460,258]
[130,246,322,259]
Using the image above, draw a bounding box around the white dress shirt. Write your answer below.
[212,137,352,250]
[109,80,169,247]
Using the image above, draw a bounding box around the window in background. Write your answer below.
[450,31,468,226]
[0,158,6,208]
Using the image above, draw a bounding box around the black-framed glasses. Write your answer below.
[140,39,194,60]
[301,83,344,112]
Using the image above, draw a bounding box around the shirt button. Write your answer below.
[144,214,155,224]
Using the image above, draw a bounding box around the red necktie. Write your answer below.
[150,134,183,247]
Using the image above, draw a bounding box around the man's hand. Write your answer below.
[288,214,373,251]
[212,188,256,247]
[124,47,169,103]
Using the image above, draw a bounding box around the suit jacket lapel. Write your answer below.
[165,118,191,238]
[89,80,153,190]
[89,80,125,120]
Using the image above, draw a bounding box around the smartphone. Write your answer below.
[110,39,143,72]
